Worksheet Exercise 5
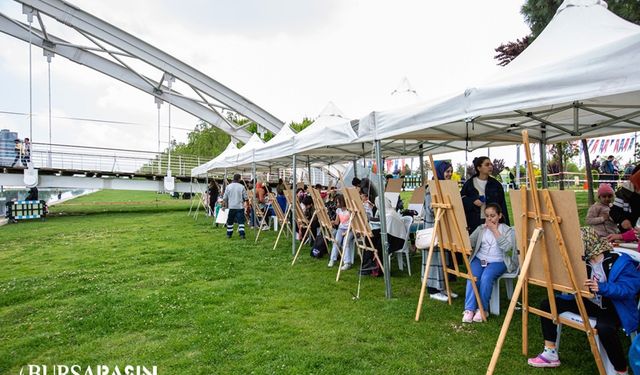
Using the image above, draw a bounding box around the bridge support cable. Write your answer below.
[0,0,282,142]
[9,0,284,137]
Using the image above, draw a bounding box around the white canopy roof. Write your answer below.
[215,103,362,171]
[358,0,640,149]
[191,140,238,176]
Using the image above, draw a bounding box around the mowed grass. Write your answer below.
[0,189,609,374]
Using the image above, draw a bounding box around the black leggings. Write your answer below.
[539,297,625,371]
[362,229,404,267]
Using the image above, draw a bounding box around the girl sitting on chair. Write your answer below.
[328,194,354,271]
[462,203,517,323]
[528,227,640,374]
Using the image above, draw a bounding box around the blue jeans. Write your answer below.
[464,258,506,311]
[330,228,354,264]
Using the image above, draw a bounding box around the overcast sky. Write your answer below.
[4,0,628,174]
[0,0,533,153]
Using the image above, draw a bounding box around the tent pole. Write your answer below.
[582,139,595,206]
[540,124,548,188]
[307,155,312,186]
[252,161,257,227]
[419,145,425,187]
[515,145,521,189]
[375,139,392,299]
[353,159,358,179]
[292,154,297,256]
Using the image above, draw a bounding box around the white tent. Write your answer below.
[357,0,640,148]
[229,124,297,169]
[221,133,265,169]
[191,140,238,176]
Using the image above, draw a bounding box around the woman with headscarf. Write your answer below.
[527,227,640,372]
[423,160,456,302]
[461,156,510,234]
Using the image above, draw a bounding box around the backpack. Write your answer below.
[310,234,327,258]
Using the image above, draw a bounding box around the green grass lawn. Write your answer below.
[0,190,614,374]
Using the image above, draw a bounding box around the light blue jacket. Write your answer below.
[468,223,518,273]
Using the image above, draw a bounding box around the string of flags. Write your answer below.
[587,136,636,155]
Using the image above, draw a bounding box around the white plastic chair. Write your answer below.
[489,266,519,315]
[556,312,628,375]
[389,216,413,275]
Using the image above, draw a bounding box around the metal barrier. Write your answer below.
[5,200,47,221]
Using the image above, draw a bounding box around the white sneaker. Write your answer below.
[462,310,474,323]
[261,224,270,230]
[328,260,335,268]
[340,263,352,271]
[473,309,484,323]
[448,291,459,299]
[429,292,449,302]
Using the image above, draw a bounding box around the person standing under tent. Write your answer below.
[223,174,248,239]
[601,155,618,190]
[424,160,458,302]
[207,180,219,217]
[610,164,640,233]
[461,156,510,234]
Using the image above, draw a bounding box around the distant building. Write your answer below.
[0,129,18,166]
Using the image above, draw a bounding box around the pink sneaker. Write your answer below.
[462,310,474,323]
[473,309,484,322]
[528,354,560,368]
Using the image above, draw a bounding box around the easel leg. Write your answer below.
[415,208,443,321]
[487,228,541,375]
[291,213,316,266]
[274,220,287,250]
[254,206,269,243]
[336,224,352,282]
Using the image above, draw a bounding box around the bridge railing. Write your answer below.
[0,143,211,178]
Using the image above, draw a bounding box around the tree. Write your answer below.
[289,117,313,133]
[495,0,640,65]
[492,159,506,177]
[173,121,231,158]
[546,141,580,189]
[464,159,505,179]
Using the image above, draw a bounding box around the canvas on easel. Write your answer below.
[340,187,384,279]
[269,192,293,250]
[415,155,487,322]
[309,188,336,252]
[283,183,310,243]
[385,178,404,209]
[289,186,318,265]
[408,185,426,217]
[487,130,605,375]
[254,198,273,243]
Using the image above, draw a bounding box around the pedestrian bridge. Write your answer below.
[0,142,208,193]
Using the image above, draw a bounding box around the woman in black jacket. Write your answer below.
[460,156,510,234]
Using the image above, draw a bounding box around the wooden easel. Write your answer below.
[487,131,604,374]
[188,179,209,221]
[309,188,336,254]
[240,179,254,230]
[288,184,317,265]
[341,187,384,279]
[415,155,487,322]
[254,198,273,243]
[270,192,293,250]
